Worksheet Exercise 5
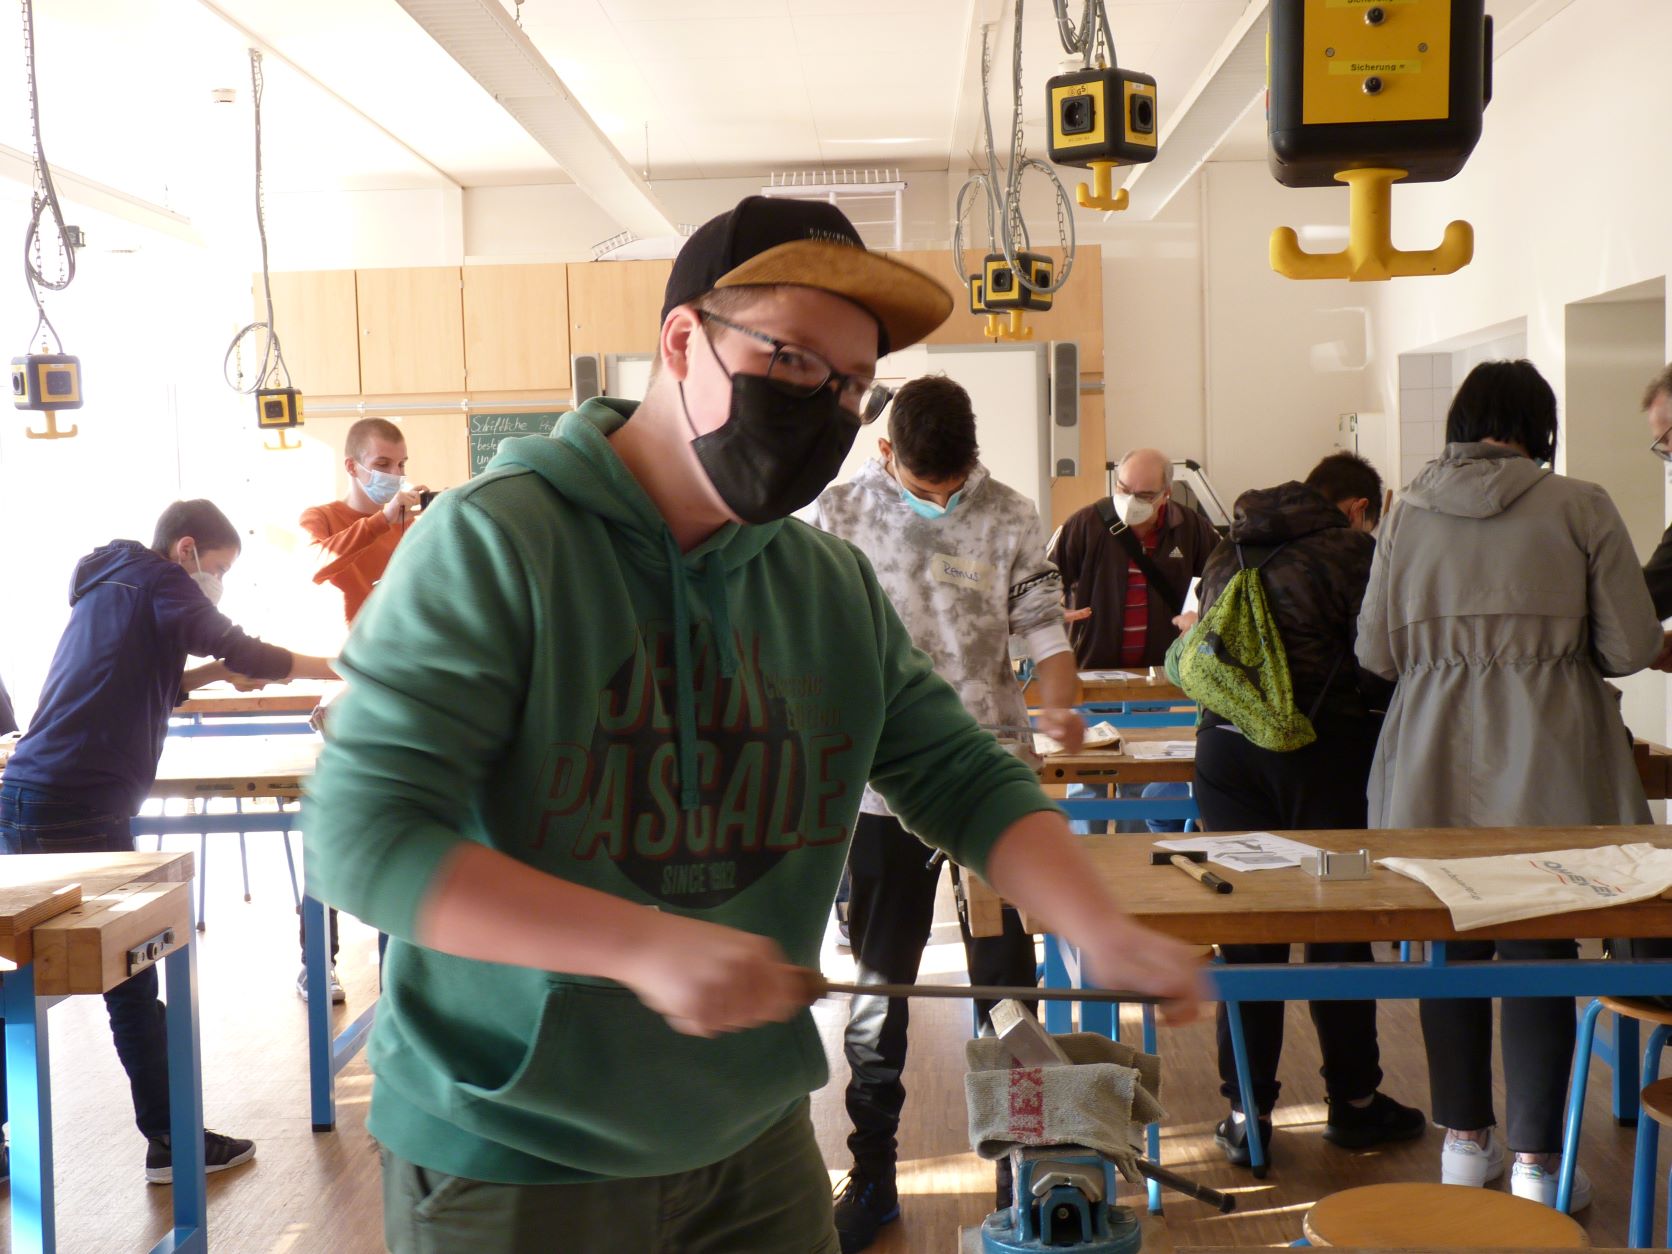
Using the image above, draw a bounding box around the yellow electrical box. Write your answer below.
[982,254,1054,313]
[11,353,82,411]
[1269,0,1491,188]
[256,387,303,430]
[967,274,988,316]
[1046,68,1158,169]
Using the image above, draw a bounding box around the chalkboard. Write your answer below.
[468,411,568,478]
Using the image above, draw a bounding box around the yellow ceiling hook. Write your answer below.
[23,412,78,440]
[1075,161,1130,213]
[983,310,1033,342]
[264,428,303,452]
[1270,167,1474,281]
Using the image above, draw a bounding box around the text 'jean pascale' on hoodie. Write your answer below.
[303,398,1056,1186]
[3,541,293,815]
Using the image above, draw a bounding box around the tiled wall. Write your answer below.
[1398,353,1452,488]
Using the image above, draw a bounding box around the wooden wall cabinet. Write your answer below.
[567,259,674,357]
[253,270,361,396]
[463,264,571,392]
[355,267,466,395]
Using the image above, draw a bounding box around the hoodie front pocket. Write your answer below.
[454,980,827,1179]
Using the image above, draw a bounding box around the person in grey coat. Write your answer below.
[1357,359,1663,1213]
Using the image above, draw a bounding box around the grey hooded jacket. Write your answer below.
[1357,442,1661,829]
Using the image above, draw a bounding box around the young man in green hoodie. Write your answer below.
[305,196,1206,1253]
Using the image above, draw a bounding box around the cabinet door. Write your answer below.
[567,259,674,357]
[356,268,466,394]
[255,270,361,396]
[463,264,571,392]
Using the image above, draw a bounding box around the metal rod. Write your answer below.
[815,978,1163,1006]
[1134,1158,1236,1212]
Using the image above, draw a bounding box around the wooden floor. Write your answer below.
[3,837,1667,1253]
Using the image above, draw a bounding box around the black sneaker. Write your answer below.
[145,1130,256,1185]
[1323,1091,1427,1150]
[1214,1112,1274,1167]
[833,1168,899,1254]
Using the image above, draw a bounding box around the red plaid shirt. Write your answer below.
[1120,527,1163,667]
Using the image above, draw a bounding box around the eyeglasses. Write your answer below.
[1652,429,1672,464]
[697,310,893,424]
[1114,480,1168,504]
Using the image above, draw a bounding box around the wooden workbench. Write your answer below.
[965,826,1672,943]
[1037,725,1198,787]
[152,734,322,800]
[1025,670,1188,706]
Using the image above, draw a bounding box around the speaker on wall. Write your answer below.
[573,354,603,404]
[1048,340,1080,477]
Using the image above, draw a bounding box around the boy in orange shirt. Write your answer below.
[297,417,430,1001]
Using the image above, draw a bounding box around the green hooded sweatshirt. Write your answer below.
[304,398,1056,1184]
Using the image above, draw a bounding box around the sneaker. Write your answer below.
[1323,1092,1427,1150]
[145,1130,256,1185]
[833,1169,899,1254]
[1440,1129,1505,1187]
[1214,1111,1274,1167]
[1510,1160,1593,1213]
[295,965,346,1004]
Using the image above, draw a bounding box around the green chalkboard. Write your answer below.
[468,411,568,479]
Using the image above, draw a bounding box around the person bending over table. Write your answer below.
[0,499,336,1185]
[1356,360,1663,1213]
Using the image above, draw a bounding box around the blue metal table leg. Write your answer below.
[1079,989,1114,1040]
[1557,998,1604,1214]
[1041,935,1072,1034]
[1142,1004,1161,1214]
[1615,1012,1642,1125]
[305,895,336,1131]
[4,963,55,1254]
[1628,1024,1670,1246]
[158,939,208,1253]
[1224,999,1267,1178]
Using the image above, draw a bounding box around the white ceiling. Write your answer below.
[0,0,1570,231]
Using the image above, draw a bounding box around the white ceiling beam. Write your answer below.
[193,0,461,190]
[0,144,202,245]
[1120,0,1269,221]
[393,0,678,239]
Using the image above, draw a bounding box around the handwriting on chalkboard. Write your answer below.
[468,411,568,478]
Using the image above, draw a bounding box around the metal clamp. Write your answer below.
[127,927,177,976]
[1299,848,1372,880]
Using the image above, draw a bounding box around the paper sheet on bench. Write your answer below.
[1079,670,1148,682]
[1125,739,1195,760]
[1033,722,1121,757]
[1153,833,1321,873]
[1379,844,1672,931]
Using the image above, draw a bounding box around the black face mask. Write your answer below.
[683,372,860,524]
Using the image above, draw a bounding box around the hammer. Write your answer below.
[1151,848,1233,894]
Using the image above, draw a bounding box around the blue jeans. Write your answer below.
[0,783,172,1138]
[1141,781,1192,833]
[1066,783,1107,835]
[1068,782,1191,834]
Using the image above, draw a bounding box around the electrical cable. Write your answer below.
[21,0,73,354]
[223,49,292,395]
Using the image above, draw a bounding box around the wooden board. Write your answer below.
[1300,1184,1589,1247]
[258,270,362,397]
[175,682,337,716]
[151,736,321,800]
[986,826,1672,945]
[567,259,674,357]
[356,267,466,394]
[1039,724,1197,785]
[33,880,193,996]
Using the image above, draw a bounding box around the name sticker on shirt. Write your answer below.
[932,553,994,588]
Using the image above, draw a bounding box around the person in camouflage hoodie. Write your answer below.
[1187,452,1423,1168]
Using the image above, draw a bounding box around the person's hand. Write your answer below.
[619,913,807,1037]
[1064,606,1092,624]
[384,486,424,527]
[1074,914,1210,1026]
[1652,629,1672,673]
[1034,707,1086,753]
[308,704,329,733]
[1172,610,1198,633]
[227,673,268,693]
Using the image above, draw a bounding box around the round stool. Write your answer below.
[1302,1183,1589,1248]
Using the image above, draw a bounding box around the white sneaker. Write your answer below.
[295,965,347,1005]
[1511,1160,1592,1213]
[1440,1130,1505,1186]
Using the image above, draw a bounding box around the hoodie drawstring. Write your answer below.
[661,538,740,813]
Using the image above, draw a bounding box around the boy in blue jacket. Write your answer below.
[0,498,335,1184]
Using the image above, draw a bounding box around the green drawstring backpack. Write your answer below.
[1171,544,1340,752]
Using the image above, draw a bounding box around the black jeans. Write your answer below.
[843,813,1036,1175]
[1419,937,1578,1153]
[0,783,172,1138]
[299,905,341,965]
[1195,718,1385,1115]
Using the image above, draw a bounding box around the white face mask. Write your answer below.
[1112,491,1158,529]
[359,464,403,506]
[189,550,224,607]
